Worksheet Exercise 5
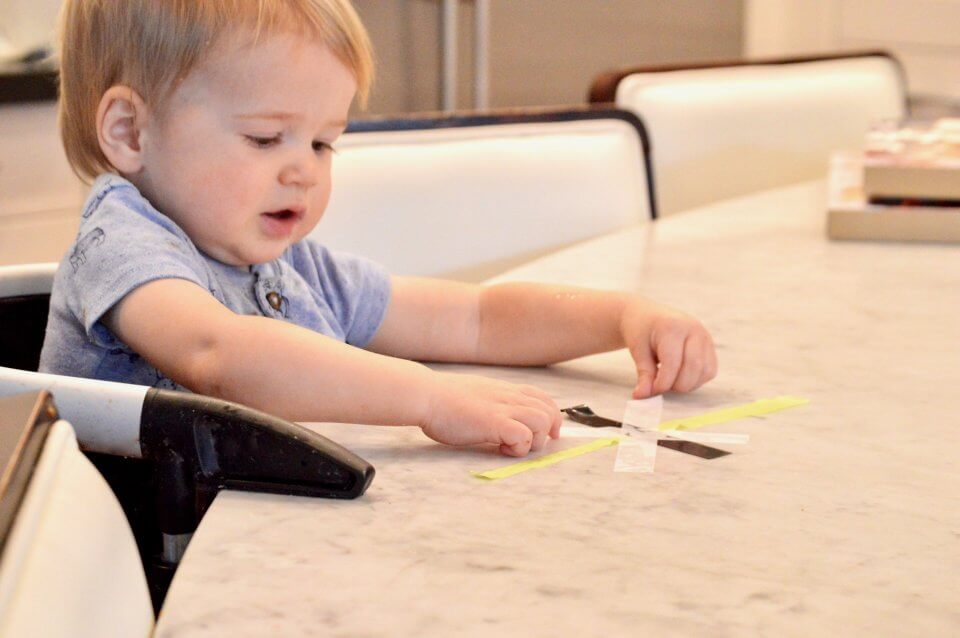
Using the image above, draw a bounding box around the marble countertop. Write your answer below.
[155,181,960,637]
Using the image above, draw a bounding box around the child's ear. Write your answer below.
[96,85,150,175]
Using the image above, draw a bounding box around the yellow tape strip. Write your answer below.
[471,396,809,481]
[657,396,809,432]
[472,438,620,481]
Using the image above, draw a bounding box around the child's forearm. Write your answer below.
[107,279,561,454]
[195,314,435,426]
[475,282,642,365]
[473,281,717,398]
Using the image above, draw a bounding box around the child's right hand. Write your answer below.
[421,372,561,456]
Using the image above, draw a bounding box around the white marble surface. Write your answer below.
[155,182,960,637]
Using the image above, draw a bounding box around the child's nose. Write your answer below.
[278,155,320,188]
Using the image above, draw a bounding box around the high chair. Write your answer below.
[0,262,374,631]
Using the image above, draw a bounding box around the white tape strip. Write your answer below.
[615,397,663,473]
[562,424,620,439]
[621,396,663,435]
[659,430,750,445]
[614,434,659,473]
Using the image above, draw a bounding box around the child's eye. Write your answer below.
[245,134,280,148]
[312,140,335,155]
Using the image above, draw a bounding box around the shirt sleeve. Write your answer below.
[290,240,392,347]
[63,190,208,350]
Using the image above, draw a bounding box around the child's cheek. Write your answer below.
[194,156,259,213]
[313,179,332,211]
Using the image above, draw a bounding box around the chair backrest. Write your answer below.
[318,107,655,282]
[590,51,908,216]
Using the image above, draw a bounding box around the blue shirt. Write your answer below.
[39,174,392,390]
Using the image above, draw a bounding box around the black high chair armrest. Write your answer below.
[141,389,374,535]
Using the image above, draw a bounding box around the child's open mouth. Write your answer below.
[260,208,305,237]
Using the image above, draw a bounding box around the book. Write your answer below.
[826,152,960,243]
[862,118,960,203]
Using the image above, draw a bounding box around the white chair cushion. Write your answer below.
[615,55,907,215]
[316,115,652,281]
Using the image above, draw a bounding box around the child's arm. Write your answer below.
[104,278,560,456]
[367,278,718,399]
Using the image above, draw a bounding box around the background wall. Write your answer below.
[0,0,61,59]
[0,0,745,265]
[744,0,960,114]
[354,0,744,115]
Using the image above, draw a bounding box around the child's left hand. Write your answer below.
[620,298,718,398]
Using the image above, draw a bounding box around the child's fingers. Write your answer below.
[673,335,703,392]
[630,346,658,399]
[674,329,719,392]
[549,411,562,439]
[517,385,562,438]
[681,331,718,391]
[652,330,685,395]
[667,328,719,392]
[517,384,558,414]
[694,332,719,388]
[499,442,527,457]
[508,405,553,451]
[494,417,536,457]
[703,335,719,383]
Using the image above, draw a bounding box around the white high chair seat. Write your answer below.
[590,52,908,216]
[318,108,655,281]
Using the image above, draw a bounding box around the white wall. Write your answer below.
[0,102,84,266]
[745,0,960,103]
[0,0,62,58]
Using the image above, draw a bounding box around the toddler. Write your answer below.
[41,0,718,457]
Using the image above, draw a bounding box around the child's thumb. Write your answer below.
[632,348,657,399]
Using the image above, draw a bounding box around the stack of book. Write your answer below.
[827,118,960,242]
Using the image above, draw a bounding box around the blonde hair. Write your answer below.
[58,0,374,181]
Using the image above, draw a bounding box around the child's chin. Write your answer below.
[247,248,288,265]
[220,245,289,267]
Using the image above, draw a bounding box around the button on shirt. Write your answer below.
[39,174,392,390]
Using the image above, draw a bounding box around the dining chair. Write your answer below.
[589,51,908,216]
[321,106,656,282]
[0,262,375,615]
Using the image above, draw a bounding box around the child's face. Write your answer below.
[134,32,357,266]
